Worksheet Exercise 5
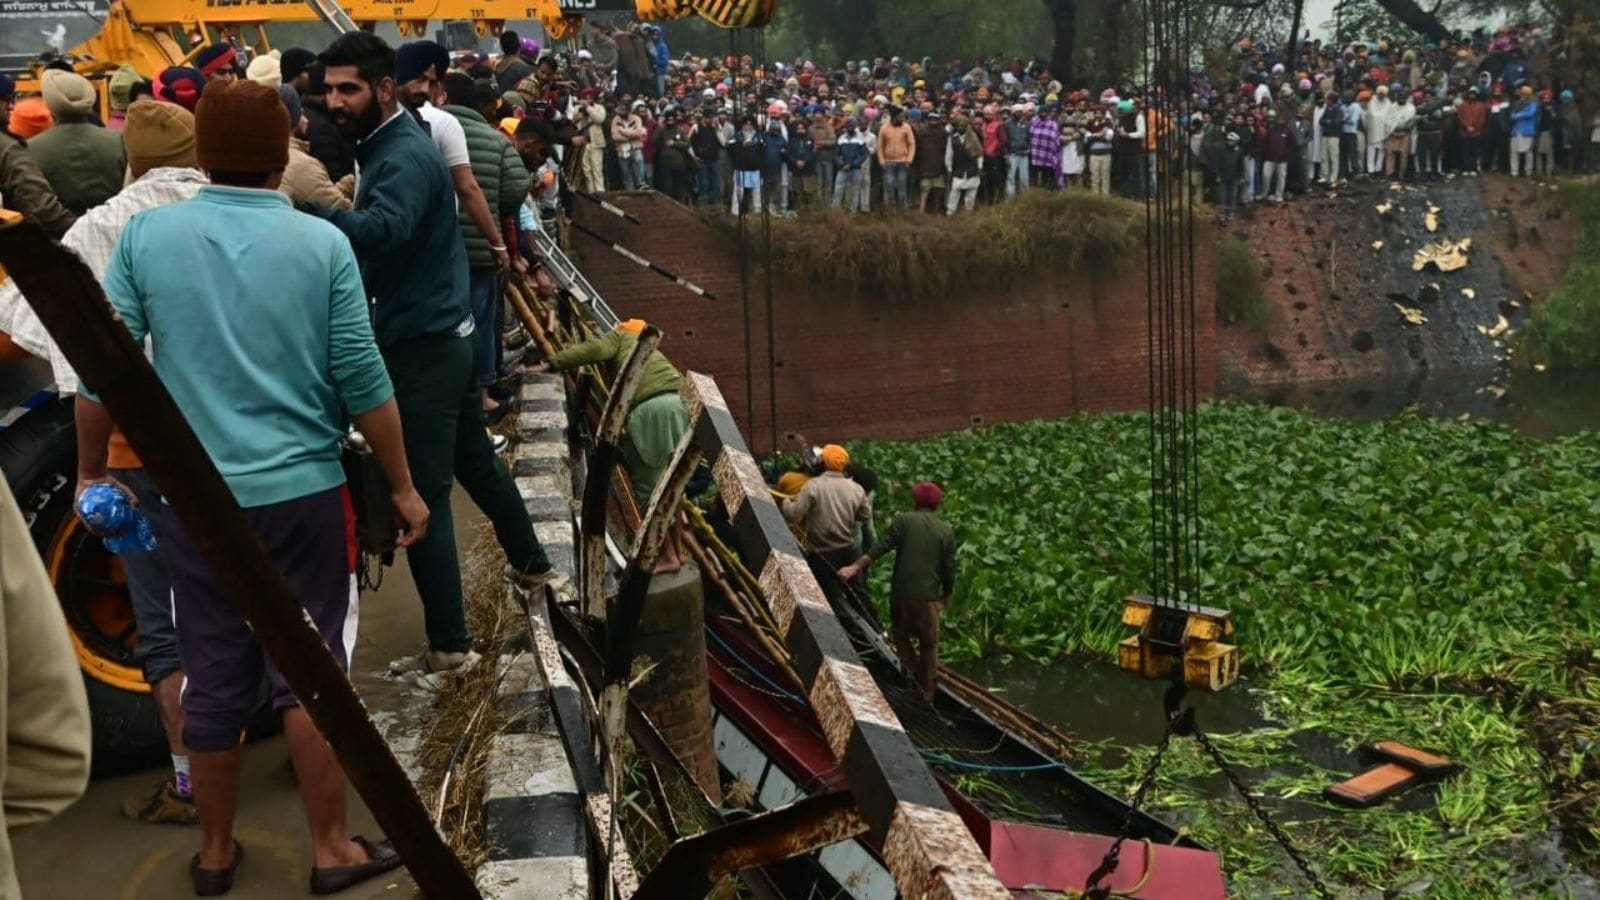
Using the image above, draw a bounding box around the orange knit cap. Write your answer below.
[617,318,647,335]
[820,444,849,471]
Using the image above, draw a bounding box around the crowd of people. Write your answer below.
[381,20,1597,220]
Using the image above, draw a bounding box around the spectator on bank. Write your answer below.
[1262,110,1295,202]
[787,118,816,210]
[833,116,869,212]
[946,114,983,214]
[612,99,647,189]
[876,105,915,210]
[914,110,947,213]
[690,108,723,207]
[1004,104,1031,197]
[30,69,125,216]
[1028,103,1061,188]
[493,32,535,94]
[1510,85,1538,175]
[730,115,765,215]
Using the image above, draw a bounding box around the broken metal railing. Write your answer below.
[516,221,1011,894]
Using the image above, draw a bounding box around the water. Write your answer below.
[1234,367,1600,439]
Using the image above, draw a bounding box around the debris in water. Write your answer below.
[1425,210,1439,232]
[1534,364,1548,373]
[1413,238,1471,272]
[1487,315,1511,338]
[1457,413,1472,422]
[1461,288,1476,300]
[1485,384,1508,399]
[1372,240,1385,251]
[1394,303,1428,326]
[1376,202,1393,215]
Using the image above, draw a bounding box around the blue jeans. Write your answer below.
[620,150,646,190]
[1006,153,1029,197]
[469,267,499,387]
[697,162,721,207]
[817,159,835,197]
[832,168,862,211]
[884,162,910,208]
[112,466,180,684]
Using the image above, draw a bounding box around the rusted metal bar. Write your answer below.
[0,218,481,898]
[683,535,804,695]
[504,276,557,361]
[632,790,867,900]
[580,326,662,620]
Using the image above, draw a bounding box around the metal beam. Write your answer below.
[632,791,867,900]
[679,373,1010,899]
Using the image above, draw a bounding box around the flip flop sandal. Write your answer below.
[309,835,403,895]
[190,840,244,896]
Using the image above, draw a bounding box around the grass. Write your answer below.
[849,402,1600,896]
[719,190,1149,299]
[413,522,522,870]
[1215,237,1274,334]
[1524,179,1600,370]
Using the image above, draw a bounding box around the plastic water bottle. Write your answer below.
[76,482,159,555]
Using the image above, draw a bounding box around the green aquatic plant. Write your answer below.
[853,402,1600,896]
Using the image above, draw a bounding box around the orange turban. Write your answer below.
[617,319,647,335]
[820,444,849,471]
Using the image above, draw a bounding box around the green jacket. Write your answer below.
[868,510,957,603]
[0,132,76,238]
[548,330,681,407]
[442,105,530,269]
[27,119,126,216]
[319,112,469,348]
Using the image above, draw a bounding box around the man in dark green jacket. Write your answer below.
[441,71,530,417]
[0,75,76,238]
[28,70,124,216]
[839,481,957,700]
[313,32,555,681]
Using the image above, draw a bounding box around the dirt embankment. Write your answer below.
[1216,176,1574,393]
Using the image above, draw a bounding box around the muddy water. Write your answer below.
[1233,367,1600,438]
[13,489,486,898]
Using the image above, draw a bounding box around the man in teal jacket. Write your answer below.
[313,31,557,681]
[76,80,422,895]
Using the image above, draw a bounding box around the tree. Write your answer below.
[1044,0,1078,83]
[1371,0,1451,43]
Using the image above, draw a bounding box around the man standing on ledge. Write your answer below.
[838,481,957,701]
[310,32,558,685]
[76,80,422,895]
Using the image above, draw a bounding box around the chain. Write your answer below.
[1191,725,1334,900]
[1083,726,1174,897]
[1087,671,1331,899]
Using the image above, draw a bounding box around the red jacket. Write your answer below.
[1263,124,1296,162]
[982,119,1005,157]
[1457,99,1487,137]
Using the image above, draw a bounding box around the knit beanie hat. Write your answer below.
[194,80,289,174]
[42,69,96,117]
[279,47,316,85]
[195,43,238,77]
[125,99,196,177]
[246,50,282,89]
[109,65,143,111]
[9,98,53,139]
[156,68,206,111]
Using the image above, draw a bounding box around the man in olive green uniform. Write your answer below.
[529,318,687,569]
[839,481,956,700]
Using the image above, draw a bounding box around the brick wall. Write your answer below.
[573,194,1216,455]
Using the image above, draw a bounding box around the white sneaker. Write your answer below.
[507,565,573,598]
[488,431,509,453]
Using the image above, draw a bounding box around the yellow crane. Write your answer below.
[9,0,775,99]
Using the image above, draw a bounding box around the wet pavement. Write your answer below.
[14,489,486,899]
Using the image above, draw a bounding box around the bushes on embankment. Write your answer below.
[725,190,1147,298]
[1525,179,1600,369]
[1214,236,1273,334]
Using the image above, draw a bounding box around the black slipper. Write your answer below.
[190,841,244,896]
[309,835,403,895]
